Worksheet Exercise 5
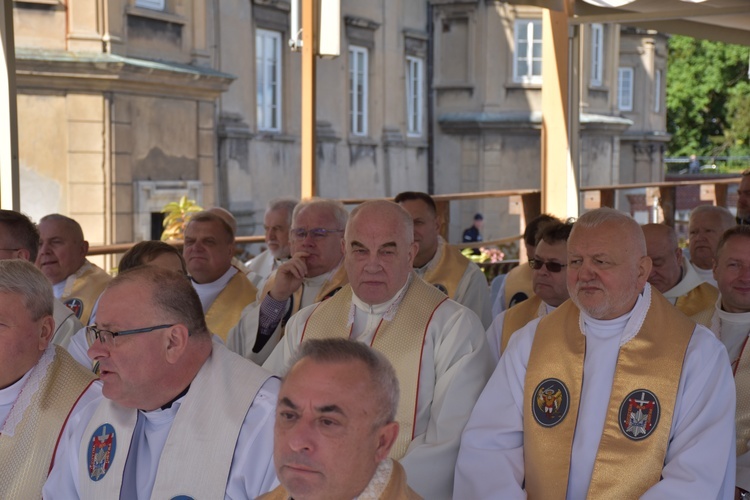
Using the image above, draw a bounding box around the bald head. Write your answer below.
[642,224,683,293]
[36,214,89,285]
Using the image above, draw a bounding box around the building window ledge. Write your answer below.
[126,6,186,26]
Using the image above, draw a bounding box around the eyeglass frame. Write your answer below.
[86,323,175,345]
[290,227,344,241]
[528,258,567,273]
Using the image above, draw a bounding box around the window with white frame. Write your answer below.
[349,45,369,136]
[513,19,543,85]
[406,56,424,137]
[256,29,282,132]
[135,0,165,10]
[590,24,604,87]
[654,69,662,112]
[618,67,634,111]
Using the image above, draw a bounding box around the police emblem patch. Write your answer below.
[619,389,660,440]
[64,297,84,319]
[532,378,570,427]
[509,292,529,308]
[433,283,449,295]
[171,496,195,500]
[87,423,117,481]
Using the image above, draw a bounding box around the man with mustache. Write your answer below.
[228,199,348,365]
[247,198,298,289]
[688,205,735,287]
[455,207,736,499]
[259,338,420,500]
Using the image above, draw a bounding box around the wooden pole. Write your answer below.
[0,1,19,210]
[300,0,317,199]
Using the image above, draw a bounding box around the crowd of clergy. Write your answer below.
[1,168,750,499]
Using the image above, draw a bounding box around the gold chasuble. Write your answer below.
[501,295,544,355]
[62,261,112,326]
[422,243,469,299]
[0,347,96,498]
[676,282,719,328]
[205,268,258,342]
[504,263,535,310]
[523,292,694,499]
[301,276,447,459]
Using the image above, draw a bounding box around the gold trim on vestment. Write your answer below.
[422,242,469,300]
[504,263,535,310]
[205,268,258,342]
[64,261,112,325]
[675,282,718,320]
[733,334,750,455]
[523,291,693,499]
[501,295,543,354]
[301,276,446,459]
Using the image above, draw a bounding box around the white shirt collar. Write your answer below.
[579,284,650,347]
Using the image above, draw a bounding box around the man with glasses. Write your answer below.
[395,191,492,328]
[642,223,717,326]
[45,266,278,498]
[183,210,258,342]
[0,210,83,347]
[486,220,573,364]
[264,200,492,499]
[455,208,735,499]
[228,198,348,365]
[0,260,98,499]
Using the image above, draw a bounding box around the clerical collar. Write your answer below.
[144,384,191,412]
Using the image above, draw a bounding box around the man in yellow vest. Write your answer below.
[0,210,83,346]
[36,214,112,326]
[44,266,278,499]
[394,191,492,328]
[455,207,736,499]
[264,200,493,500]
[708,226,750,498]
[184,210,257,342]
[260,338,420,500]
[486,220,573,364]
[689,204,736,286]
[0,260,98,499]
[642,223,718,326]
[228,199,349,365]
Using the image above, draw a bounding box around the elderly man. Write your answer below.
[737,169,750,225]
[228,199,348,365]
[44,267,278,498]
[0,210,82,346]
[689,205,736,286]
[247,198,298,288]
[486,220,573,364]
[259,338,420,500]
[0,260,98,498]
[265,200,492,499]
[642,223,718,325]
[184,210,258,341]
[706,226,750,497]
[455,208,736,499]
[394,191,492,328]
[36,214,111,325]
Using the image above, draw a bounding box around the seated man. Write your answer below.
[0,260,98,498]
[36,214,112,325]
[207,206,252,275]
[395,191,492,328]
[708,226,750,497]
[228,199,348,365]
[184,210,258,341]
[642,223,717,325]
[0,210,82,346]
[260,338,420,500]
[455,208,735,499]
[247,198,298,289]
[736,169,749,226]
[44,267,278,498]
[486,220,573,364]
[265,200,493,500]
[688,205,736,286]
[492,213,559,317]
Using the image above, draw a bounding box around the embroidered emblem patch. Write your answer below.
[171,496,195,500]
[433,283,448,295]
[87,423,116,481]
[619,389,660,440]
[508,292,529,308]
[532,378,570,427]
[64,297,84,319]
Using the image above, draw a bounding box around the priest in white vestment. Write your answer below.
[44,267,278,499]
[246,198,297,289]
[264,200,493,500]
[455,208,736,499]
[688,205,735,287]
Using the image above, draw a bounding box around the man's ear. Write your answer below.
[374,421,399,462]
[38,315,55,351]
[164,324,190,364]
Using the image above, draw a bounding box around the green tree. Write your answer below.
[666,35,750,158]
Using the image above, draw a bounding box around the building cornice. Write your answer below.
[439,111,634,134]
[14,49,235,100]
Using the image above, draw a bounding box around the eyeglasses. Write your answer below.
[86,324,175,346]
[529,258,567,273]
[290,228,344,241]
